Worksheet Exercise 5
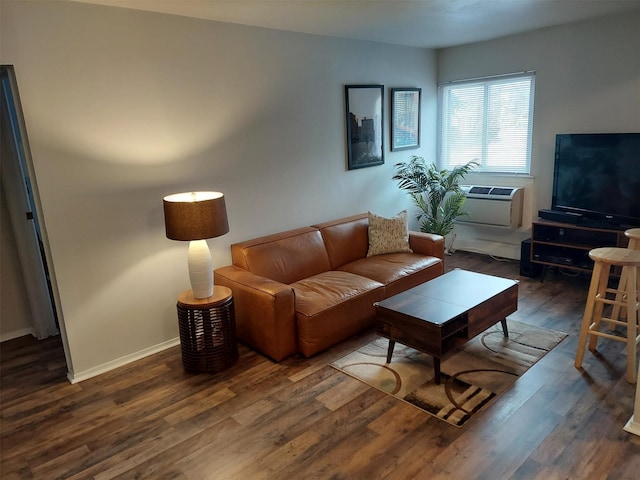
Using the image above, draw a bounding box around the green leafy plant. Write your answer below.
[392,156,478,236]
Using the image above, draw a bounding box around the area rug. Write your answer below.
[331,320,567,427]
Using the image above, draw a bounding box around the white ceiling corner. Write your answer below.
[68,0,640,48]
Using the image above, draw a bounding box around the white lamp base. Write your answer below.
[188,239,213,299]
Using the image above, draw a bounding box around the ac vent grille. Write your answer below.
[489,187,515,196]
[469,186,492,194]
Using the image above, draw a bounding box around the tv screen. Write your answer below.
[552,133,640,227]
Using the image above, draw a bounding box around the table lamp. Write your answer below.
[163,191,229,299]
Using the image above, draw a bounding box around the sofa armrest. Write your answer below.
[214,265,297,362]
[408,231,445,260]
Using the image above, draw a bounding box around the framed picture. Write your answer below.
[345,85,384,170]
[390,88,421,151]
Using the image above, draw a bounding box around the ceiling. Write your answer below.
[71,0,640,48]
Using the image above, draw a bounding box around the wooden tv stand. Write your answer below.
[530,219,631,275]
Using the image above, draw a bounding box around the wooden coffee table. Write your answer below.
[374,269,518,384]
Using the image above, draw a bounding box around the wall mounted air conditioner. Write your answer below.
[456,185,524,228]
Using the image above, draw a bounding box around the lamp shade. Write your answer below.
[163,191,229,241]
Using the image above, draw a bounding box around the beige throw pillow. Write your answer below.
[367,210,413,257]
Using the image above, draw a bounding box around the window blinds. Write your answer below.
[439,72,535,175]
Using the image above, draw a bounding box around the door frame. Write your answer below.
[1,65,72,372]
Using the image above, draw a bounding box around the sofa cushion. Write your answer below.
[340,252,444,297]
[230,227,331,284]
[312,214,369,269]
[366,210,412,257]
[290,270,385,357]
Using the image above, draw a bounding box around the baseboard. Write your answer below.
[454,237,520,260]
[624,415,640,437]
[0,328,35,343]
[67,337,181,384]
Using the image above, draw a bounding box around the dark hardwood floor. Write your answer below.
[2,251,640,479]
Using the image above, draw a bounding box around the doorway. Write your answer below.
[1,65,59,341]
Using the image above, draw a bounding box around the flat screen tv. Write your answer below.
[552,133,640,227]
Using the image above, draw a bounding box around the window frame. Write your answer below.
[437,71,535,175]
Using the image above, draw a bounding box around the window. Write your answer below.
[438,72,535,175]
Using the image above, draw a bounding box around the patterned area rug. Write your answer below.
[331,320,567,427]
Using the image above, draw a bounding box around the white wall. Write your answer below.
[1,0,437,380]
[437,10,640,259]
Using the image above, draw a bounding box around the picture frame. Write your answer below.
[390,88,421,151]
[345,85,384,170]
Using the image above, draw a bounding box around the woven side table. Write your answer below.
[176,286,238,374]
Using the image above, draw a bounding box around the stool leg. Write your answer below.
[576,261,604,369]
[625,266,638,383]
[588,264,610,352]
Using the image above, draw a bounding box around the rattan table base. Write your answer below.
[176,287,238,374]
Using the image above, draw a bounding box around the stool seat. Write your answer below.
[589,247,640,266]
[575,247,640,383]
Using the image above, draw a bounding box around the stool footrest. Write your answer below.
[595,295,640,312]
[588,323,640,344]
[597,316,640,328]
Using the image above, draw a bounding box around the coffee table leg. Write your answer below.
[434,357,442,385]
[386,340,395,363]
[501,318,509,337]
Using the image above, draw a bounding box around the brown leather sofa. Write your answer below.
[214,213,445,361]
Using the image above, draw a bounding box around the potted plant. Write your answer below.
[392,156,478,237]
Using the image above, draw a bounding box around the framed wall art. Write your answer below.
[345,85,384,170]
[390,88,421,151]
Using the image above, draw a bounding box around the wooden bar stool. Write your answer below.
[625,228,640,251]
[574,247,640,383]
[611,229,640,323]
